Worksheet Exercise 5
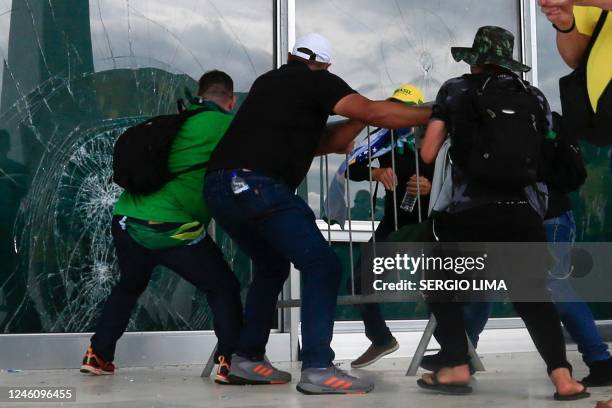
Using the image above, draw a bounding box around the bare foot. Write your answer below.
[421,364,471,385]
[549,367,587,397]
[596,399,612,408]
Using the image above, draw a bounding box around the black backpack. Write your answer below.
[539,112,587,194]
[112,107,208,195]
[450,74,548,190]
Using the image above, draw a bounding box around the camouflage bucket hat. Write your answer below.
[451,26,531,73]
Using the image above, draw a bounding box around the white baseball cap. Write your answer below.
[291,33,332,64]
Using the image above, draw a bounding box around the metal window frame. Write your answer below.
[521,0,540,86]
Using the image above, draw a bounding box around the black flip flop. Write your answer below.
[553,384,590,401]
[417,372,472,395]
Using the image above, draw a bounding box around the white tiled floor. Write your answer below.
[1,350,610,408]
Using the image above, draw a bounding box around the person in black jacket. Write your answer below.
[418,26,588,400]
[422,112,612,387]
[346,85,434,369]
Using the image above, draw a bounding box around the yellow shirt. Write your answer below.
[574,6,612,112]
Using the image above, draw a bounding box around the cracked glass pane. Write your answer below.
[0,0,272,333]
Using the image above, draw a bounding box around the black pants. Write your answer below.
[90,216,243,362]
[429,203,571,374]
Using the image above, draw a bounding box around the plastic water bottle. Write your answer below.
[400,190,417,213]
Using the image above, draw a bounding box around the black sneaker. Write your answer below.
[351,337,399,368]
[582,357,612,387]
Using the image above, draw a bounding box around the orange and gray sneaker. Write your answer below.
[214,356,231,384]
[296,366,374,395]
[227,354,291,385]
[80,347,115,375]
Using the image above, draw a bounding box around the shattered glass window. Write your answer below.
[296,0,522,219]
[0,0,272,333]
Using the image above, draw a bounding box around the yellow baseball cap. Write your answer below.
[389,84,425,105]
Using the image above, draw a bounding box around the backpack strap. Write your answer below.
[481,73,528,93]
[579,10,608,71]
[167,105,213,178]
[181,106,209,118]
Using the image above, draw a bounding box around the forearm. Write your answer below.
[316,119,366,155]
[539,0,594,68]
[421,119,447,164]
[556,29,591,69]
[367,102,431,129]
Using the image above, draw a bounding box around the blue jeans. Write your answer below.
[204,170,342,369]
[463,211,610,364]
[545,211,610,364]
[462,302,492,348]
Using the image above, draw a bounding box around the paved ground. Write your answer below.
[1,350,610,408]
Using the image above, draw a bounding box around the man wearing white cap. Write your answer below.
[205,32,431,394]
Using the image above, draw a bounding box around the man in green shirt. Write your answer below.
[80,71,242,385]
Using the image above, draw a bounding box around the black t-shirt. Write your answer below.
[208,60,357,190]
